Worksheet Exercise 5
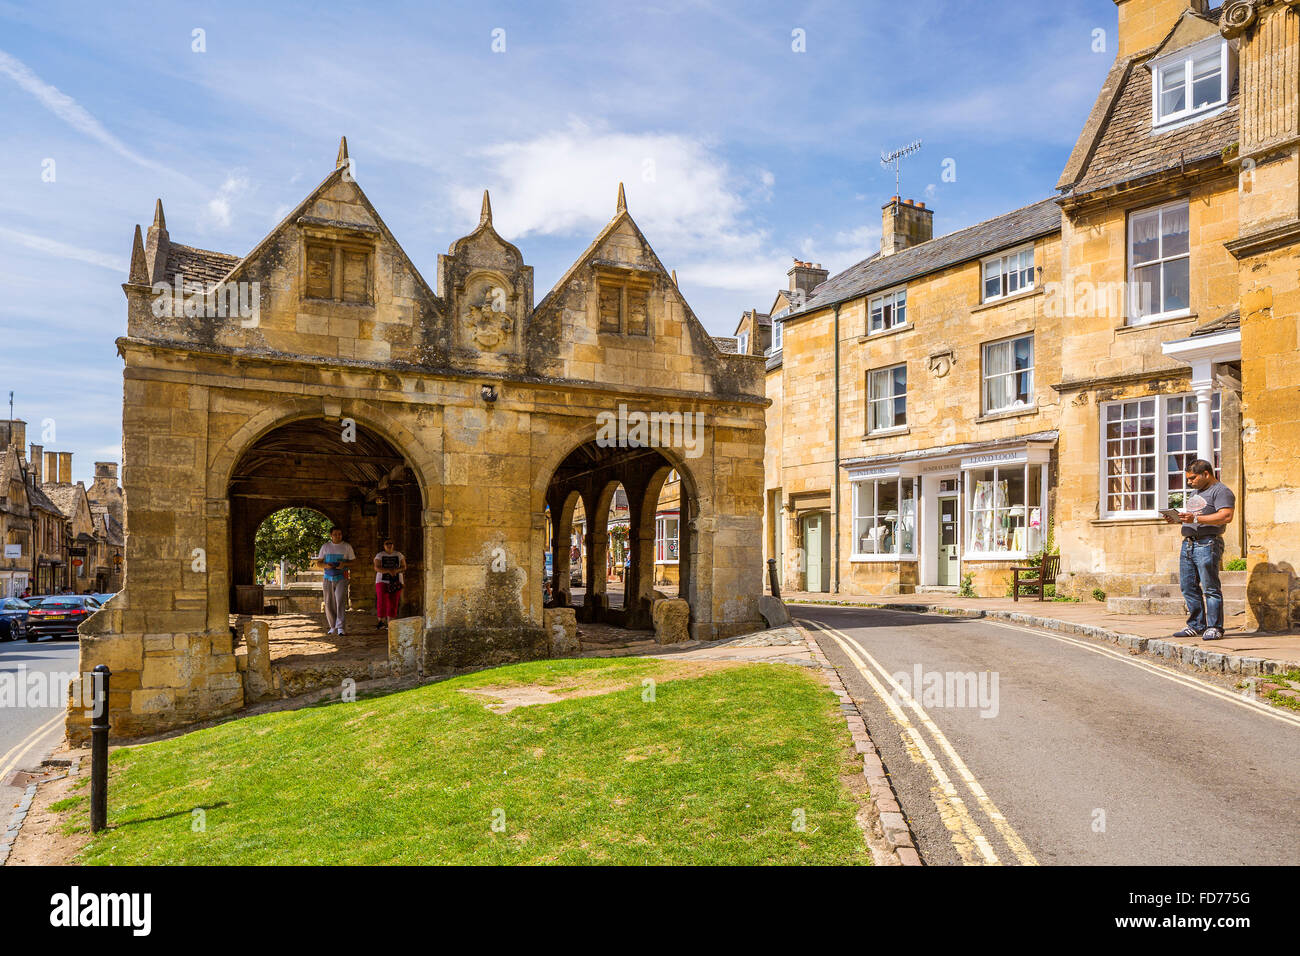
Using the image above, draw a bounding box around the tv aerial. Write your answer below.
[881,139,923,196]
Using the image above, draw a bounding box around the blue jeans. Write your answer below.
[1179,536,1225,631]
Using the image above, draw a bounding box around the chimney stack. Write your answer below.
[0,419,25,451]
[57,451,72,484]
[1113,1,1207,59]
[29,444,43,483]
[44,451,58,484]
[881,197,934,257]
[787,259,829,296]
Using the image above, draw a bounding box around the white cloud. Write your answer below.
[451,119,761,250]
[205,173,252,230]
[0,225,124,272]
[0,48,184,180]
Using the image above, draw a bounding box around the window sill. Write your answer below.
[962,553,1032,562]
[863,427,910,441]
[1152,103,1228,134]
[975,405,1039,424]
[850,554,918,563]
[1091,515,1169,526]
[971,286,1043,314]
[1118,312,1195,333]
[857,324,911,344]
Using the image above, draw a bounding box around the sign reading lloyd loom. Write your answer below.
[961,449,1029,469]
[3,544,20,559]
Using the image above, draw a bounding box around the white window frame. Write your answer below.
[867,363,908,434]
[736,331,749,355]
[851,477,918,561]
[963,462,1048,560]
[770,318,782,352]
[1127,199,1191,325]
[980,246,1036,303]
[981,334,1035,414]
[868,287,907,335]
[1150,38,1230,129]
[1099,392,1223,518]
[655,514,680,564]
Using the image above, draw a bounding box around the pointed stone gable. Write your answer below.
[527,205,759,398]
[120,147,764,402]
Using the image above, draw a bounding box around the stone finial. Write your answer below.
[479,189,493,227]
[616,181,627,213]
[152,198,166,232]
[336,135,350,169]
[128,225,147,284]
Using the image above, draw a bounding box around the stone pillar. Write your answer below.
[242,618,273,701]
[1192,360,1215,465]
[388,615,424,677]
[584,528,609,619]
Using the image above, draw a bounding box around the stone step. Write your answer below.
[1141,584,1247,600]
[1163,570,1246,586]
[1106,596,1248,616]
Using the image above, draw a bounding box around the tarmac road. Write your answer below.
[0,637,80,815]
[796,604,1300,866]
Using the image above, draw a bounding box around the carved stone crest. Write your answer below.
[464,283,514,351]
[928,348,956,378]
[1221,0,1259,38]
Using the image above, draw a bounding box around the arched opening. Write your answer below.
[227,418,424,668]
[543,439,697,631]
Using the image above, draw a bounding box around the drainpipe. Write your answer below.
[832,302,841,594]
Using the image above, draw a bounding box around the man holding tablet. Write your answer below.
[1162,459,1236,641]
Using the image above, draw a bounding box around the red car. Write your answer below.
[25,594,102,640]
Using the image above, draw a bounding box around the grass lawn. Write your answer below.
[58,657,870,865]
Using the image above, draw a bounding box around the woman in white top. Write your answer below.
[372,538,407,630]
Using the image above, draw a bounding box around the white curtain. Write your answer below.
[985,342,1014,411]
[871,372,894,429]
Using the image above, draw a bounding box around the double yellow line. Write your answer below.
[0,710,66,785]
[803,618,1039,866]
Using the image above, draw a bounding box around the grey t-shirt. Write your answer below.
[1182,481,1235,537]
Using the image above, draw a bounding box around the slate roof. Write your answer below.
[1069,53,1238,195]
[797,199,1062,314]
[1190,310,1240,337]
[163,242,241,289]
[26,479,63,517]
[43,484,85,520]
[712,336,739,354]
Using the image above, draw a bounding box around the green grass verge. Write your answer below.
[65,657,869,865]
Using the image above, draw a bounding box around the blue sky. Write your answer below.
[0,0,1117,485]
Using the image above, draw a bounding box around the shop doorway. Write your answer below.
[937,495,960,586]
[801,512,830,593]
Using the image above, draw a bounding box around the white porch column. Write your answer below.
[1191,359,1215,465]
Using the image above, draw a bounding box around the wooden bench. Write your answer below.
[1011,553,1060,602]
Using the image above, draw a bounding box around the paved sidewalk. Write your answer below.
[781,591,1300,672]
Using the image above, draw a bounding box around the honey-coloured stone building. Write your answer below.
[71,141,767,741]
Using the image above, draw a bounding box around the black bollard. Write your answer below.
[90,664,111,833]
[767,558,781,600]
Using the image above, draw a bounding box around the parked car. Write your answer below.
[92,592,117,606]
[0,597,33,641]
[25,594,102,641]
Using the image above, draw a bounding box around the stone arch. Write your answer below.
[208,397,439,506]
[538,425,703,629]
[219,408,432,627]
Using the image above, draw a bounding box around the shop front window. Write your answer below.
[852,477,916,558]
[966,463,1044,556]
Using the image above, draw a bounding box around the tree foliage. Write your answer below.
[255,508,333,581]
